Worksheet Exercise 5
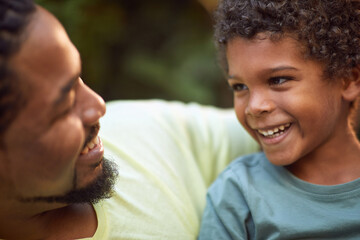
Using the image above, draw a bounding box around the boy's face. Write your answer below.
[227,36,348,166]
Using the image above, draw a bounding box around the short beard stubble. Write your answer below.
[19,157,118,204]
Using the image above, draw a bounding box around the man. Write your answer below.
[0,0,258,239]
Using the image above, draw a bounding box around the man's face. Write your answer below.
[0,7,115,203]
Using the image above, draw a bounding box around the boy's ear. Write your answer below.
[342,65,360,102]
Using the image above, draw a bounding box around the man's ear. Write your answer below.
[342,65,360,102]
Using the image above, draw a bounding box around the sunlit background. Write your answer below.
[35,0,360,137]
[35,0,231,107]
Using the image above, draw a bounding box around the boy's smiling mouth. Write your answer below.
[257,123,292,138]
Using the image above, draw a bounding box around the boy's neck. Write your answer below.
[287,131,360,185]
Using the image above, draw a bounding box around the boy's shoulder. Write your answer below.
[213,152,270,185]
[206,152,271,202]
[228,152,267,171]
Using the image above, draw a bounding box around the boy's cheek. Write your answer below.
[235,109,259,141]
[244,125,259,142]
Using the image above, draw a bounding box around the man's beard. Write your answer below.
[20,157,118,204]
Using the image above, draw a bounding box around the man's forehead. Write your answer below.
[10,5,81,87]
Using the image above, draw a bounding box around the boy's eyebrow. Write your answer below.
[53,74,80,107]
[228,65,299,80]
[227,74,239,80]
[269,65,299,73]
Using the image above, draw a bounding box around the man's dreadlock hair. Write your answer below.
[0,0,35,138]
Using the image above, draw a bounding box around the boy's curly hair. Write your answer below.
[214,0,360,80]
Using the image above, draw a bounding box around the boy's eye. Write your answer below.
[230,83,248,92]
[269,76,293,86]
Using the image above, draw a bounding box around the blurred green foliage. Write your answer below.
[35,0,233,107]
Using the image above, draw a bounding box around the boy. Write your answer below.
[198,0,360,239]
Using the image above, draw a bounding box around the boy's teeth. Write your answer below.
[258,124,290,137]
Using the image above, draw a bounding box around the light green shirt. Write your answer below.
[84,100,258,240]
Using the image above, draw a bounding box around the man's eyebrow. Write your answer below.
[53,75,79,107]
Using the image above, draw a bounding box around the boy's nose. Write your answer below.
[245,91,275,117]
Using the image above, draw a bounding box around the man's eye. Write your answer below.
[59,98,76,119]
[58,107,72,119]
[269,76,293,86]
[230,83,248,92]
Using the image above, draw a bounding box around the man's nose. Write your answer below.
[77,79,106,126]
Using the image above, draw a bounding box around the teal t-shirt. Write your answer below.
[198,152,360,239]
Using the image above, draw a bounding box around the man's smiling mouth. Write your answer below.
[81,136,99,155]
[81,123,100,155]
